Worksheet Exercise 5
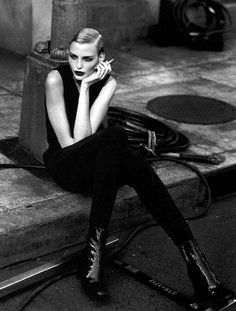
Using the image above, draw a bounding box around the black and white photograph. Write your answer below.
[0,0,235,310]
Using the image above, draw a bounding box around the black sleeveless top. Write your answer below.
[44,64,110,154]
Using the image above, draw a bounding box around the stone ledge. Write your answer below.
[0,157,215,269]
[1,132,236,268]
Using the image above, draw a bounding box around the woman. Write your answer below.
[43,28,234,303]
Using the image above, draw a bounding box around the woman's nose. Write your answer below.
[76,59,83,69]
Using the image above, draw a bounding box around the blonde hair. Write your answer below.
[70,28,104,54]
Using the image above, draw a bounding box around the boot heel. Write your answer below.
[179,239,235,303]
[187,263,215,300]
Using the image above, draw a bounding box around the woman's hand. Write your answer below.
[81,60,112,88]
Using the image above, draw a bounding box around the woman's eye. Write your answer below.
[84,58,93,62]
[69,54,77,60]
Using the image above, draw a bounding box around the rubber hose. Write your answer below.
[172,0,231,37]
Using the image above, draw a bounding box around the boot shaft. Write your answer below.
[179,238,223,300]
[84,227,108,281]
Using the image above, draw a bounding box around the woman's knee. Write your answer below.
[101,126,128,148]
[128,149,146,164]
[126,149,153,175]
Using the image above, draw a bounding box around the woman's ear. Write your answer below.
[99,52,105,62]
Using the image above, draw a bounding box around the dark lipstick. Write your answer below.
[75,71,84,76]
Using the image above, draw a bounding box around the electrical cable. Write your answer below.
[108,106,190,153]
[108,107,212,220]
[171,0,231,49]
[173,0,231,35]
[148,156,211,220]
[16,269,77,311]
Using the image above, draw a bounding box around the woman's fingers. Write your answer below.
[103,61,111,78]
[95,61,112,80]
[82,61,111,86]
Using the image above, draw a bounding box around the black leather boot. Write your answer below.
[179,239,235,304]
[80,227,110,300]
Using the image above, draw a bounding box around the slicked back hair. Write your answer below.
[70,28,104,54]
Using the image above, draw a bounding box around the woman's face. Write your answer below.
[68,41,101,81]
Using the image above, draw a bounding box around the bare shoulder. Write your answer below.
[45,69,63,91]
[45,70,64,110]
[105,75,117,89]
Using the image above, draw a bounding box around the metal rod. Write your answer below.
[0,237,119,299]
[211,298,236,311]
[1,237,235,311]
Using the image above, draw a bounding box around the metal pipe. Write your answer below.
[0,237,119,299]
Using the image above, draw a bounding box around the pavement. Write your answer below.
[0,4,236,309]
[0,194,235,311]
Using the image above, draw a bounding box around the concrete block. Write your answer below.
[18,53,67,162]
[0,95,21,140]
[51,0,87,51]
[0,167,207,268]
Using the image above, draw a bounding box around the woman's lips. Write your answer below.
[75,71,84,77]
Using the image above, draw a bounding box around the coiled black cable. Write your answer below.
[171,0,231,49]
[108,106,190,154]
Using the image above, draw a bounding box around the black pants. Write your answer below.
[44,126,193,245]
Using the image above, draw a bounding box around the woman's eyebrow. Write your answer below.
[69,52,95,58]
[69,51,77,57]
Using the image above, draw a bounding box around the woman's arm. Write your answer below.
[90,76,117,133]
[73,62,117,142]
[72,82,92,142]
[45,70,74,148]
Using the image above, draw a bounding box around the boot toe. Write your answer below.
[96,286,111,299]
[81,279,110,300]
[209,285,235,304]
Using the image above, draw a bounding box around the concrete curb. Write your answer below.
[0,159,212,268]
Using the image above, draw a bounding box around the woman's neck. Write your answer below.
[73,75,81,92]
